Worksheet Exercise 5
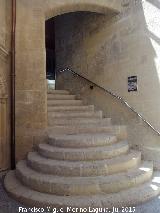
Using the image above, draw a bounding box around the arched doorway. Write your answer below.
[44,0,120,89]
[45,19,56,89]
[45,11,105,90]
[15,0,120,161]
[44,0,121,19]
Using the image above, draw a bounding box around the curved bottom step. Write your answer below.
[5,171,160,209]
[16,160,153,195]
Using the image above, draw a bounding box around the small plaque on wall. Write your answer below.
[128,76,137,92]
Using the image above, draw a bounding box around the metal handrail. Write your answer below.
[59,67,160,136]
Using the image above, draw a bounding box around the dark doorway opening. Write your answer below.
[45,18,56,81]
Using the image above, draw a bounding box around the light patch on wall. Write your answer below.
[25,92,34,105]
[151,39,160,79]
[143,0,160,38]
[47,79,55,90]
[142,0,160,82]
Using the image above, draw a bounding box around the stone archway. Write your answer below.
[43,0,121,92]
[15,0,121,161]
[44,0,121,20]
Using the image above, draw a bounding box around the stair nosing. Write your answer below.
[16,160,153,195]
[5,171,160,208]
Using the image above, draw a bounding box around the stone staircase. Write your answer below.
[4,89,160,210]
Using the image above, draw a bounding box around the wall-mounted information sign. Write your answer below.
[128,76,137,92]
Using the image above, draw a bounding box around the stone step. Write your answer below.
[48,118,111,126]
[16,161,153,196]
[141,146,160,170]
[48,111,103,119]
[47,125,127,140]
[38,141,129,161]
[47,105,94,112]
[47,94,76,100]
[27,150,141,177]
[5,171,160,209]
[47,100,83,106]
[48,133,118,148]
[47,90,70,95]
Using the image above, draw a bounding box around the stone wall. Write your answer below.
[55,0,160,167]
[0,0,11,170]
[15,0,48,161]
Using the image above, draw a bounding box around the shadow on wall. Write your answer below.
[55,0,160,164]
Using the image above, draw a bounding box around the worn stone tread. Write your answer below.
[47,125,127,140]
[47,99,83,106]
[5,171,160,209]
[38,141,129,161]
[47,105,94,112]
[16,160,153,195]
[48,133,118,148]
[27,150,141,176]
[47,90,70,95]
[48,118,111,126]
[47,94,76,100]
[48,111,103,119]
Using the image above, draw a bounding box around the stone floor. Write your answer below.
[1,173,160,213]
